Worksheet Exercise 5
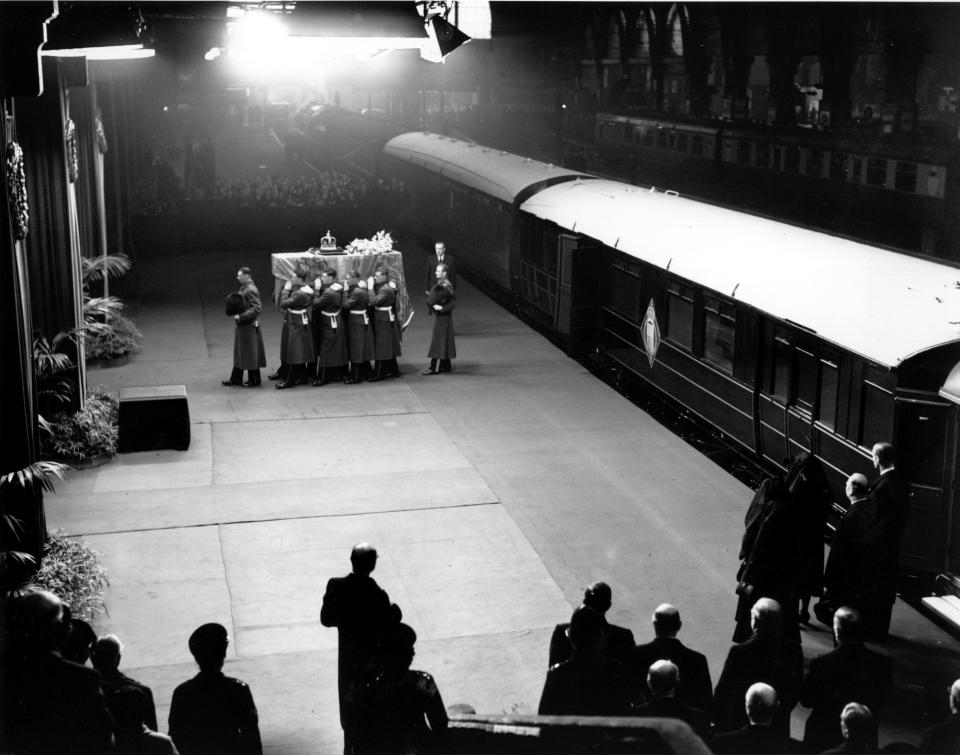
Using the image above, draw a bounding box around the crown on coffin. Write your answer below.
[320,230,337,251]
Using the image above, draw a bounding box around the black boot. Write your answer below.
[222,367,243,386]
[423,359,438,376]
[438,359,452,373]
[245,369,262,387]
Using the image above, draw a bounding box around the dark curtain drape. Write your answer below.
[15,58,84,411]
[72,84,105,270]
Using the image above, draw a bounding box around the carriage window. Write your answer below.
[794,348,817,414]
[703,296,736,374]
[605,257,640,320]
[807,150,824,178]
[642,129,654,146]
[830,152,849,180]
[736,140,751,165]
[657,129,669,148]
[819,359,839,430]
[772,146,782,170]
[691,135,704,156]
[676,132,688,153]
[755,144,771,169]
[771,338,790,400]
[784,145,801,173]
[851,157,863,182]
[860,381,894,448]
[666,281,695,351]
[866,158,887,187]
[894,161,917,192]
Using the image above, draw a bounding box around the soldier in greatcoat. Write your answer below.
[342,273,375,384]
[222,267,266,387]
[276,269,315,389]
[311,268,347,386]
[422,263,456,375]
[368,266,402,381]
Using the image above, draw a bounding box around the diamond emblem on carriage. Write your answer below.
[642,299,660,368]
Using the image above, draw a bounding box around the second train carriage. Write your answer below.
[384,131,960,597]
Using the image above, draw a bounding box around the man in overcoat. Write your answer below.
[342,274,375,384]
[867,442,909,638]
[275,269,315,389]
[320,543,402,754]
[223,267,266,387]
[424,241,456,293]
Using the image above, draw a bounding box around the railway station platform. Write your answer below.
[47,239,960,753]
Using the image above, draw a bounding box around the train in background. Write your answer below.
[384,131,960,614]
[576,113,960,259]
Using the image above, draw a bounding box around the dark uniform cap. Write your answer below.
[188,622,228,657]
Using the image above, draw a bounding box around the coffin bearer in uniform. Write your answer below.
[312,268,347,386]
[425,241,456,294]
[276,268,315,389]
[222,267,267,387]
[343,272,375,384]
[369,266,402,381]
[423,263,457,375]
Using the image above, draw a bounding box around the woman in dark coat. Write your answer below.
[423,263,456,375]
[784,452,832,625]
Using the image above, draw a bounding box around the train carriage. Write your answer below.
[517,178,960,583]
[385,130,960,606]
[383,133,592,307]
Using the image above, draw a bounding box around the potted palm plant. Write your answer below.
[80,254,142,367]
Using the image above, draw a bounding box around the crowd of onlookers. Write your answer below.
[209,172,405,211]
[2,442,955,754]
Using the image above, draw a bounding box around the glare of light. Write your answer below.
[162,105,170,112]
[42,44,152,59]
[204,46,222,61]
[453,0,491,40]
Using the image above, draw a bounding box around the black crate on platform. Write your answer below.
[118,385,191,453]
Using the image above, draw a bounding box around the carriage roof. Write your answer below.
[384,132,591,204]
[519,179,960,368]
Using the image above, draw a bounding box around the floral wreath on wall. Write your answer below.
[5,142,29,240]
[65,118,78,182]
[95,117,108,154]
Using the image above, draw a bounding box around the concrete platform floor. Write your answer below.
[48,241,960,752]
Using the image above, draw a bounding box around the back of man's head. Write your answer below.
[647,660,680,698]
[90,634,123,673]
[833,606,864,645]
[11,590,64,651]
[840,703,875,741]
[652,604,681,637]
[745,683,778,726]
[188,623,228,671]
[61,618,97,664]
[567,606,606,654]
[845,473,870,500]
[582,582,612,614]
[350,543,378,575]
[750,598,783,636]
[872,442,895,469]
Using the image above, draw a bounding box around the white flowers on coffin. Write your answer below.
[345,230,393,255]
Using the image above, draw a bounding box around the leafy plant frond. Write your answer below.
[0,550,37,568]
[0,461,70,495]
[29,530,108,619]
[82,296,124,323]
[81,254,131,284]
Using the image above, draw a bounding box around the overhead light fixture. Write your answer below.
[418,1,470,62]
[41,3,153,60]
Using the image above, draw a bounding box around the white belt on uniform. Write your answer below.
[349,309,369,325]
[375,306,395,322]
[321,310,339,329]
[288,307,308,325]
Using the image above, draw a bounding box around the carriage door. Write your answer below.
[896,398,952,573]
[938,365,960,575]
[554,234,601,355]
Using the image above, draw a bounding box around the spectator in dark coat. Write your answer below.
[734,477,803,643]
[91,634,160,749]
[866,442,909,639]
[353,623,448,755]
[919,679,960,754]
[628,603,712,713]
[424,241,456,293]
[714,598,801,734]
[321,543,403,754]
[784,452,832,625]
[634,660,710,742]
[548,581,635,668]
[168,623,261,755]
[713,682,803,754]
[1,590,115,754]
[539,606,635,716]
[800,607,891,752]
[821,702,879,754]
